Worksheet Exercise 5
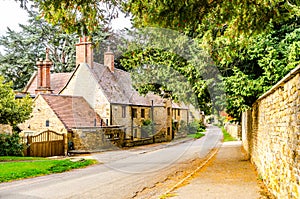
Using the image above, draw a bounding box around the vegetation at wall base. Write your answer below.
[0,157,97,182]
[187,132,205,139]
[0,133,25,156]
[221,127,237,142]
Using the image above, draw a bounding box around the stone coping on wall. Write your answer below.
[257,65,300,102]
[72,125,124,130]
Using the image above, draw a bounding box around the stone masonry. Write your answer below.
[71,127,125,151]
[242,65,300,198]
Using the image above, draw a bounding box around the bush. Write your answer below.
[188,120,206,134]
[0,133,25,156]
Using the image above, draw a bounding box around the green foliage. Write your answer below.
[0,11,77,90]
[0,133,25,156]
[187,132,205,139]
[30,0,118,35]
[0,158,97,182]
[123,0,300,121]
[141,119,154,136]
[120,29,223,114]
[188,120,206,134]
[124,0,299,39]
[0,76,33,127]
[221,127,237,142]
[221,18,300,119]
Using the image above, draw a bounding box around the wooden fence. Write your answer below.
[22,130,67,157]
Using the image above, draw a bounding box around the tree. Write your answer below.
[0,11,77,90]
[15,0,299,119]
[16,0,120,35]
[0,11,108,90]
[121,0,300,120]
[222,17,300,119]
[0,76,33,128]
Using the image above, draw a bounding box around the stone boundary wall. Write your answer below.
[71,127,125,152]
[224,123,241,140]
[242,65,300,198]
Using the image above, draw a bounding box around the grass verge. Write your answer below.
[221,127,237,142]
[187,132,205,139]
[0,157,97,182]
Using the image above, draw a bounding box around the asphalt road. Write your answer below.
[0,126,222,199]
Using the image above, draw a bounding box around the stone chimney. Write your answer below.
[104,47,114,73]
[35,48,53,94]
[76,36,93,68]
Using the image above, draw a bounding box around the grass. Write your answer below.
[0,156,45,162]
[0,157,97,182]
[221,127,237,142]
[187,132,205,139]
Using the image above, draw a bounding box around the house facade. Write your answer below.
[20,37,202,150]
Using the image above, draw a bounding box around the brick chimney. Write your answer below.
[104,47,114,73]
[76,36,93,68]
[35,48,53,94]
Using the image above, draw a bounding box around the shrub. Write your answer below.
[188,120,206,134]
[0,133,25,156]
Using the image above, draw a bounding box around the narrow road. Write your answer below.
[0,126,222,199]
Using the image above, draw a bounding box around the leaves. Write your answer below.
[0,11,106,90]
[0,76,33,127]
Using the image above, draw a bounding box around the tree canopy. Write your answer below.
[0,76,33,128]
[0,11,107,90]
[13,0,300,120]
[17,0,120,35]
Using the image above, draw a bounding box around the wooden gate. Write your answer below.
[23,130,66,157]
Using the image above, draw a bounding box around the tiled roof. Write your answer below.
[91,63,152,106]
[41,94,103,130]
[24,72,72,95]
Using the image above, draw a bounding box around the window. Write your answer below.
[167,107,171,116]
[141,109,145,118]
[132,108,137,118]
[45,120,50,127]
[122,106,126,118]
[178,110,180,116]
[106,119,109,126]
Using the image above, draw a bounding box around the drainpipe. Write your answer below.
[110,104,113,125]
[151,100,154,135]
[131,106,133,140]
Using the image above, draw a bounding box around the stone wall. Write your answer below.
[19,95,68,135]
[224,122,241,140]
[0,124,12,134]
[71,127,125,152]
[242,65,300,198]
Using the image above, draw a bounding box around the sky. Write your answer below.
[0,1,132,53]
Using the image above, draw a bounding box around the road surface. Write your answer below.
[0,126,222,199]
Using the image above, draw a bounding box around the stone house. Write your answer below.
[59,37,174,141]
[21,37,199,148]
[19,94,103,136]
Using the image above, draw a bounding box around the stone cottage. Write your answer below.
[59,37,174,141]
[21,37,199,149]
